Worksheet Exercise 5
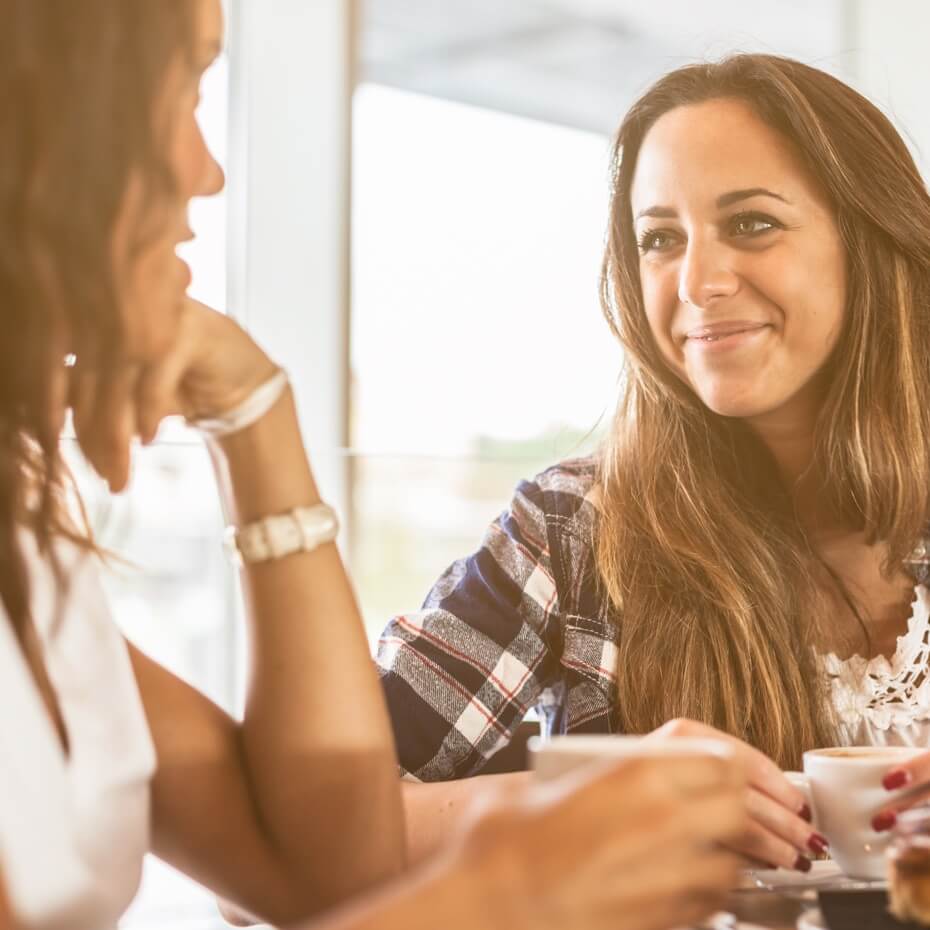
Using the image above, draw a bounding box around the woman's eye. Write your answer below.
[730,213,778,237]
[638,229,676,253]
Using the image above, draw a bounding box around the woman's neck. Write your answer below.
[746,395,816,480]
[744,389,839,535]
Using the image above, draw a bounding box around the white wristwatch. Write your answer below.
[225,503,339,565]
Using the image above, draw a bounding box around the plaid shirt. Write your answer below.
[376,456,618,781]
[376,456,930,782]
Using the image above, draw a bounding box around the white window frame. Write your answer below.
[226,0,356,531]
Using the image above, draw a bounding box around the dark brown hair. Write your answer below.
[0,1,194,633]
[596,54,930,767]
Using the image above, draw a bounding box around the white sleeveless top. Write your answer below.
[0,534,156,930]
[827,582,930,746]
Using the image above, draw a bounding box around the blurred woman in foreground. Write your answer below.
[0,1,746,928]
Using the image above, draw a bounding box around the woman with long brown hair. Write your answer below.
[379,51,930,873]
[0,1,747,927]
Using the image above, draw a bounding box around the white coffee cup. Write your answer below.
[528,734,734,782]
[787,746,924,880]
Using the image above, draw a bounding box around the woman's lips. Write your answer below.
[684,323,771,351]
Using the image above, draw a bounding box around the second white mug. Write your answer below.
[787,746,924,880]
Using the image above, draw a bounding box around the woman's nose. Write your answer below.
[199,147,225,198]
[677,240,739,308]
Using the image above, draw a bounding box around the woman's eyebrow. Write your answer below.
[634,205,677,221]
[634,187,791,222]
[716,187,791,208]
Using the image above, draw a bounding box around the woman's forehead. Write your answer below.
[630,99,820,215]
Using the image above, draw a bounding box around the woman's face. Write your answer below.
[629,97,846,430]
[112,0,225,362]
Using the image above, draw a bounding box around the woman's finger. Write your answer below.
[134,342,194,444]
[869,752,930,832]
[882,752,930,794]
[730,816,809,872]
[648,719,807,816]
[744,787,824,867]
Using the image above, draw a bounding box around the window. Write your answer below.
[349,84,616,638]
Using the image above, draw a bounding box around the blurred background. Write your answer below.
[59,2,930,926]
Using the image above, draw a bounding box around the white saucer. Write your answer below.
[747,860,886,901]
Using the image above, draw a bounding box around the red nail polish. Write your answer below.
[872,811,897,832]
[808,833,829,856]
[794,855,812,873]
[799,803,812,823]
[883,770,911,791]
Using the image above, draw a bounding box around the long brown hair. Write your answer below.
[596,54,930,767]
[0,2,194,634]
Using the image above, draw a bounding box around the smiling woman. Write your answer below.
[378,52,930,877]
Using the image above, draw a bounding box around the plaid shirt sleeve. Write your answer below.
[375,474,563,781]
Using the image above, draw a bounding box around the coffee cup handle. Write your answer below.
[784,771,815,826]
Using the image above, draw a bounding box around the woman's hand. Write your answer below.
[872,752,930,833]
[645,719,825,872]
[455,751,747,930]
[70,298,278,492]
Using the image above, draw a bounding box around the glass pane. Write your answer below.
[63,439,237,710]
[351,84,617,458]
[351,450,600,642]
[350,84,615,636]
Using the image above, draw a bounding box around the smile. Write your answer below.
[684,323,771,351]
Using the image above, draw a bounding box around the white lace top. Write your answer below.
[826,582,930,746]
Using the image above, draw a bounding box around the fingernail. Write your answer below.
[799,803,813,823]
[794,855,812,873]
[808,833,829,856]
[872,811,897,832]
[883,770,911,791]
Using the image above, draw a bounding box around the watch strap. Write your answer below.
[226,503,339,564]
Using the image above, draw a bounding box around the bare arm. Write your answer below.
[402,773,530,865]
[74,302,406,926]
[295,753,750,930]
[130,387,405,926]
[217,757,530,923]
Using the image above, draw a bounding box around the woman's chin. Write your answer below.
[693,388,770,420]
